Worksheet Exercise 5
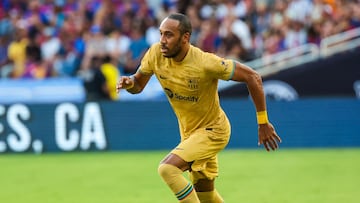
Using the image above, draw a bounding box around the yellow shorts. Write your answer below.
[171,122,231,183]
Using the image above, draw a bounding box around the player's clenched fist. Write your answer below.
[116,76,134,93]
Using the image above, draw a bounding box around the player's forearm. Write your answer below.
[246,72,267,112]
[231,62,267,112]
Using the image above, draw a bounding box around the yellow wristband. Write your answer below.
[256,111,269,124]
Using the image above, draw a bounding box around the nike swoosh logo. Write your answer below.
[159,75,167,79]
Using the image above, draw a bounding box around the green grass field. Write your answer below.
[1,148,359,203]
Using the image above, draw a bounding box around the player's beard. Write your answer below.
[162,38,182,58]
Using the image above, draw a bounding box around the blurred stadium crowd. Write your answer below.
[0,0,359,100]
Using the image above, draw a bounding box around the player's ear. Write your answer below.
[182,32,190,43]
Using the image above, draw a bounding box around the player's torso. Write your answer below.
[153,50,217,113]
[141,44,232,134]
[152,48,224,134]
[157,63,207,102]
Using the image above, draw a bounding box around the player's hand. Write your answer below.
[258,122,282,151]
[116,76,134,93]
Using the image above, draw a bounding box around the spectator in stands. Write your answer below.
[23,34,49,79]
[307,0,332,45]
[262,28,286,60]
[320,18,336,39]
[252,0,271,41]
[350,0,360,28]
[269,0,288,31]
[284,18,308,49]
[145,17,161,46]
[6,26,28,78]
[105,28,131,74]
[53,34,80,77]
[0,8,14,38]
[219,32,251,62]
[311,0,332,23]
[40,26,61,71]
[156,0,178,21]
[185,4,202,45]
[219,12,253,52]
[123,19,149,75]
[51,2,67,29]
[216,0,248,20]
[81,24,107,71]
[307,20,323,45]
[195,18,220,53]
[0,36,12,78]
[332,0,355,33]
[100,55,120,101]
[286,0,313,25]
[79,55,110,101]
[0,0,358,90]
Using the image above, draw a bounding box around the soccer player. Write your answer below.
[116,13,281,203]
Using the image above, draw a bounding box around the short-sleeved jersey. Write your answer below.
[140,43,235,138]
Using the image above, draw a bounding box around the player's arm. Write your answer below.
[231,61,282,151]
[116,71,151,94]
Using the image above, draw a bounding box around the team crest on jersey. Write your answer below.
[187,77,199,89]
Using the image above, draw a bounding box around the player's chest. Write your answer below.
[155,65,206,93]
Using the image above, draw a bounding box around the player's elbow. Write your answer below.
[246,70,262,86]
[253,71,262,84]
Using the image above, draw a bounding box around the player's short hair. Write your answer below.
[167,13,192,35]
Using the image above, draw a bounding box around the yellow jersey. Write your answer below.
[140,43,235,138]
[101,63,120,100]
[8,38,28,77]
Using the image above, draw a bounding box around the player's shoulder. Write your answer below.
[143,43,161,60]
[190,45,207,56]
[190,45,235,77]
[150,42,161,50]
[193,45,219,57]
[143,42,158,54]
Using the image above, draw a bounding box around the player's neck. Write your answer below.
[173,44,190,62]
